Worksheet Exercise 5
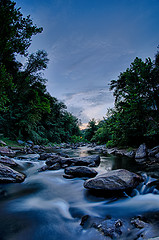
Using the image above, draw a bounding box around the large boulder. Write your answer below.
[84,169,143,194]
[135,143,147,159]
[61,155,100,168]
[64,166,97,178]
[0,156,18,168]
[0,147,16,157]
[0,163,25,183]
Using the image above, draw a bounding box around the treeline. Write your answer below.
[84,53,159,147]
[0,0,80,144]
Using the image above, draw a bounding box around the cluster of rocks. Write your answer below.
[91,143,159,162]
[80,214,155,239]
[38,153,100,178]
[38,152,143,196]
[0,155,25,183]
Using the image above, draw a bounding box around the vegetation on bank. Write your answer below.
[0,0,158,147]
[0,0,80,144]
[84,54,159,148]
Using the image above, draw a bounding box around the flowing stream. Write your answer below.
[0,146,159,240]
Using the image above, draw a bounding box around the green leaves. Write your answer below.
[108,55,159,147]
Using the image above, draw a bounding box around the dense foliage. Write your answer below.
[0,0,80,143]
[85,54,159,147]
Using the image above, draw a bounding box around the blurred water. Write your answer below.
[0,147,159,240]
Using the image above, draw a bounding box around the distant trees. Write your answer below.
[0,0,80,143]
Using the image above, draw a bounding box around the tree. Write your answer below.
[84,119,98,142]
[108,56,159,146]
[0,0,42,72]
[0,0,80,143]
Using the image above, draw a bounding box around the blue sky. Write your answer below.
[15,0,159,127]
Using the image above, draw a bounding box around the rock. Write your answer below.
[148,145,159,157]
[63,174,75,179]
[10,146,24,151]
[135,143,147,159]
[0,147,16,157]
[155,152,159,159]
[84,169,143,194]
[61,155,100,168]
[131,218,145,229]
[64,166,97,178]
[107,148,117,155]
[0,163,25,183]
[45,156,62,166]
[0,140,7,146]
[124,150,135,158]
[0,156,18,167]
[39,153,55,160]
[27,140,34,145]
[17,140,25,145]
[32,145,40,150]
[80,215,123,239]
[57,152,69,158]
[38,165,48,172]
[48,162,61,170]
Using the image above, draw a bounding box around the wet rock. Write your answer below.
[124,150,136,158]
[39,153,55,160]
[155,152,159,159]
[0,140,7,146]
[45,156,62,166]
[57,152,69,158]
[107,148,117,155]
[80,215,123,239]
[64,166,97,178]
[17,140,25,145]
[61,155,100,168]
[27,140,34,146]
[48,162,61,170]
[135,143,147,159]
[0,147,16,157]
[148,145,159,157]
[84,169,143,194]
[32,145,40,150]
[0,156,18,168]
[131,218,145,229]
[63,174,75,179]
[38,165,48,172]
[0,163,25,183]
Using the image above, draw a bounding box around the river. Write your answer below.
[0,146,159,240]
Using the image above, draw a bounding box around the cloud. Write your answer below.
[63,88,114,124]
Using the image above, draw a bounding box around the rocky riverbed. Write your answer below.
[0,142,159,239]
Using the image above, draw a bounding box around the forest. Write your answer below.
[84,54,159,148]
[0,0,159,148]
[0,0,80,144]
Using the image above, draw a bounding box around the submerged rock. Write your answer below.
[64,166,97,178]
[84,169,143,194]
[0,163,25,183]
[61,155,100,167]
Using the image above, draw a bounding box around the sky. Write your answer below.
[15,0,159,128]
